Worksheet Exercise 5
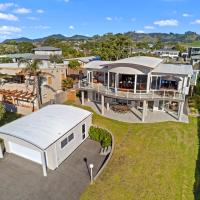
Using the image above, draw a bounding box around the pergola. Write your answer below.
[0,89,36,106]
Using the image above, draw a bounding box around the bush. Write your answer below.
[89,126,112,148]
[62,77,74,90]
[0,103,5,121]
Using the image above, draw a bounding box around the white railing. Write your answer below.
[79,81,185,100]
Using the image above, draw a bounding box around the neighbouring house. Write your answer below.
[0,105,92,176]
[33,46,62,56]
[191,55,200,69]
[79,56,193,122]
[153,49,180,59]
[0,62,67,111]
[188,47,200,58]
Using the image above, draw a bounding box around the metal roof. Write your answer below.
[0,105,92,150]
[33,46,61,51]
[64,56,101,63]
[84,61,112,70]
[102,56,163,69]
[152,63,193,76]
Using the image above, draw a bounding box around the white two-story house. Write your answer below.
[79,56,193,122]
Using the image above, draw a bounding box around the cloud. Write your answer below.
[191,19,200,24]
[144,25,155,30]
[69,25,75,30]
[131,18,136,22]
[27,16,38,21]
[154,19,178,26]
[64,0,70,2]
[37,9,44,14]
[14,7,31,14]
[0,12,18,21]
[0,25,21,35]
[0,3,14,11]
[182,13,192,17]
[136,30,145,33]
[106,17,112,21]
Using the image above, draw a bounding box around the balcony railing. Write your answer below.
[78,81,185,101]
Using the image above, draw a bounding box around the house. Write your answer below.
[188,47,200,58]
[153,49,180,59]
[33,46,62,56]
[0,62,67,111]
[0,105,92,176]
[191,55,200,69]
[79,56,193,122]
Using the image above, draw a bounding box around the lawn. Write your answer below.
[65,102,198,200]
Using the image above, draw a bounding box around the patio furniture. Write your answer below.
[111,104,130,113]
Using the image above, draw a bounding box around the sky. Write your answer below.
[0,0,200,41]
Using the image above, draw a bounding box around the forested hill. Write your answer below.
[2,31,200,44]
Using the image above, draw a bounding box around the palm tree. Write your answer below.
[18,59,43,109]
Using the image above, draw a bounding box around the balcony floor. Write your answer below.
[85,101,189,123]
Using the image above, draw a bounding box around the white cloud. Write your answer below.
[106,17,112,21]
[0,3,14,11]
[154,19,178,26]
[14,7,31,14]
[144,25,155,30]
[69,25,75,30]
[136,30,145,33]
[27,16,38,20]
[64,0,70,2]
[0,12,18,21]
[182,13,192,17]
[0,25,21,35]
[37,9,44,14]
[131,18,136,22]
[191,19,200,24]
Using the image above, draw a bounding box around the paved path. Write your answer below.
[0,139,106,200]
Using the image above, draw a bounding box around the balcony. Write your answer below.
[78,82,185,101]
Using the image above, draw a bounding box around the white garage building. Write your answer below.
[0,105,92,176]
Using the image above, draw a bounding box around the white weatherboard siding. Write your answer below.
[9,142,42,164]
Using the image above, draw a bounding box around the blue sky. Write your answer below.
[0,0,200,41]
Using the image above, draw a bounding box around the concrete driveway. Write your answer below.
[0,139,106,200]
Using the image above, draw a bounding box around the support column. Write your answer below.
[41,151,47,177]
[107,72,110,90]
[0,143,4,158]
[178,101,184,121]
[81,91,85,105]
[146,73,151,93]
[88,71,91,83]
[115,73,118,93]
[101,95,105,115]
[106,102,110,110]
[134,74,137,94]
[142,100,148,122]
[91,71,94,86]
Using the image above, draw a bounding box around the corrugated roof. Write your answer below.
[84,60,113,70]
[152,63,193,75]
[0,105,92,150]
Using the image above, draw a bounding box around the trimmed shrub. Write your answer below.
[89,126,112,148]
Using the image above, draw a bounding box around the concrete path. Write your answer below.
[0,139,106,200]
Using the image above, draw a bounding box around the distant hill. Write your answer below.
[2,31,200,45]
[2,34,91,44]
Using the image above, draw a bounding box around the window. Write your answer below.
[61,138,68,148]
[61,133,74,149]
[82,124,86,140]
[48,77,52,85]
[68,133,74,142]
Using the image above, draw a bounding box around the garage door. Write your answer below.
[9,142,42,164]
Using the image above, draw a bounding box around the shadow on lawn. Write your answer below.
[194,115,200,200]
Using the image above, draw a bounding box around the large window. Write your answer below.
[82,124,86,140]
[151,76,161,90]
[136,75,147,91]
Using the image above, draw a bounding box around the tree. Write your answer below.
[49,54,63,64]
[18,59,43,109]
[0,57,13,63]
[68,60,81,70]
[153,38,164,50]
[62,77,74,90]
[17,42,35,53]
[0,103,5,121]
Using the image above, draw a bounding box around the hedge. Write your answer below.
[89,126,112,148]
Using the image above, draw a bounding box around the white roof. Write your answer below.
[152,64,193,75]
[103,56,163,69]
[0,105,92,150]
[85,61,113,70]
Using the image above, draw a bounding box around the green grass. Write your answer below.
[181,41,200,47]
[65,102,198,200]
